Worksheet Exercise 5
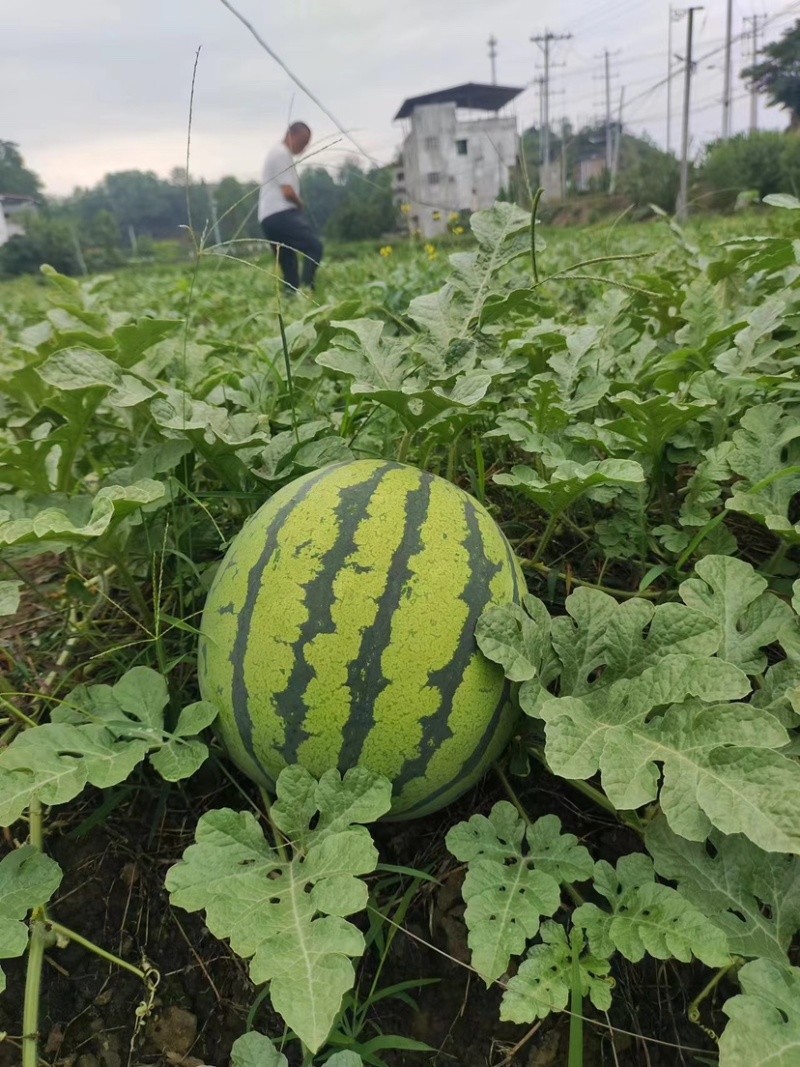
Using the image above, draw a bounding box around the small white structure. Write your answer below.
[0,194,38,246]
[394,83,522,238]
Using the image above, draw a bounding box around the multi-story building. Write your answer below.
[393,82,523,238]
[0,193,39,246]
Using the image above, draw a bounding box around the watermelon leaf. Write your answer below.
[679,555,794,673]
[166,768,391,1053]
[572,854,730,967]
[0,846,62,994]
[646,816,800,966]
[0,580,22,617]
[445,802,591,984]
[500,922,612,1024]
[230,1032,287,1067]
[720,960,800,1067]
[0,668,217,826]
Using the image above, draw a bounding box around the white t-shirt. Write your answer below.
[258,142,299,221]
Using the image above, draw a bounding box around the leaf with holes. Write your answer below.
[501,922,613,1024]
[573,854,730,966]
[166,768,390,1052]
[720,960,800,1067]
[445,802,591,984]
[646,816,800,966]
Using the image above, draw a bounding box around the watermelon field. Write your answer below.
[1,199,800,1067]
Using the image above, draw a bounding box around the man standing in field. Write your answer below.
[258,121,323,295]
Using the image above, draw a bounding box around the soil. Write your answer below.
[0,755,726,1067]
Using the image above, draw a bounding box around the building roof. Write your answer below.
[394,82,524,120]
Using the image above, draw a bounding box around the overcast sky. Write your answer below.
[4,0,800,196]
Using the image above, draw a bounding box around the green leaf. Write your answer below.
[604,394,715,460]
[762,192,800,210]
[501,922,612,1024]
[679,555,794,673]
[0,668,211,825]
[271,766,392,847]
[230,1031,287,1067]
[573,854,730,967]
[475,599,549,682]
[494,458,644,517]
[725,404,800,541]
[173,700,218,737]
[0,846,62,993]
[646,816,800,966]
[0,480,167,549]
[0,580,22,616]
[720,960,800,1067]
[326,1053,365,1067]
[317,319,411,393]
[167,770,389,1053]
[149,738,209,782]
[445,802,590,984]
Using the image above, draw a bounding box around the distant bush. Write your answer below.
[702,131,800,206]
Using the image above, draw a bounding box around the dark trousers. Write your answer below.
[260,209,323,292]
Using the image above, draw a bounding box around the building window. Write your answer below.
[396,170,404,181]
[427,172,441,185]
[424,136,440,151]
[456,139,468,156]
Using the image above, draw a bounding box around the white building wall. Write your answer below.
[0,205,8,247]
[400,103,518,238]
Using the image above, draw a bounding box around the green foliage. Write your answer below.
[0,213,82,277]
[0,667,217,826]
[3,198,800,1062]
[720,959,800,1067]
[702,131,800,202]
[742,19,800,127]
[0,141,43,197]
[167,767,392,1053]
[0,847,61,993]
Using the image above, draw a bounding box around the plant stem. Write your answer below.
[44,919,148,980]
[688,960,740,1024]
[22,916,47,1067]
[22,797,45,1067]
[519,559,660,601]
[531,512,559,564]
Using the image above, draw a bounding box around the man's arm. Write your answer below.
[280,184,303,209]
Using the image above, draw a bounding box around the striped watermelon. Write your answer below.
[199,459,524,819]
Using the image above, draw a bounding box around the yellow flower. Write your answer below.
[449,212,460,222]
[424,242,436,259]
[400,203,411,215]
[432,211,441,220]
[379,245,393,257]
[453,225,464,235]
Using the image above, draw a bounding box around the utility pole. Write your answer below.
[722,0,733,138]
[667,8,685,153]
[744,15,763,132]
[605,51,613,171]
[531,29,572,168]
[677,6,702,222]
[560,119,568,201]
[204,181,222,246]
[488,35,498,84]
[610,86,625,194]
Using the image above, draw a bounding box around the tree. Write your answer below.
[742,20,800,131]
[0,141,43,197]
[702,131,800,202]
[213,176,261,242]
[0,214,80,277]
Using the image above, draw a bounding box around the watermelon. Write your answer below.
[199,459,524,819]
